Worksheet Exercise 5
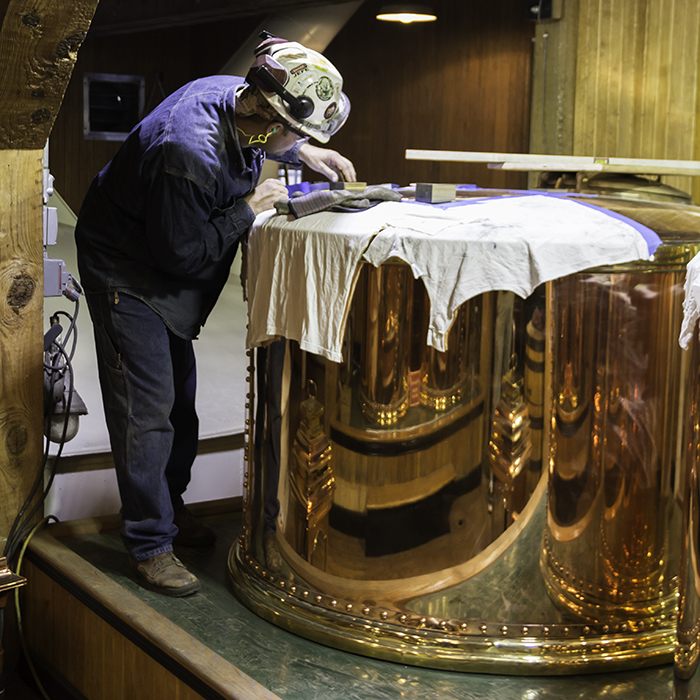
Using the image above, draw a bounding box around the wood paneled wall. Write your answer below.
[49,17,263,213]
[531,0,700,198]
[49,0,536,213]
[323,0,535,190]
[574,0,700,162]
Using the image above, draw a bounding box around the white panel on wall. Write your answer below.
[45,448,245,522]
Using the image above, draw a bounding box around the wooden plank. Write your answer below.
[619,0,645,157]
[0,0,98,149]
[405,149,700,175]
[0,149,43,539]
[491,162,700,176]
[528,0,580,159]
[571,0,597,155]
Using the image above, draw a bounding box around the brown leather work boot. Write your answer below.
[264,532,283,570]
[131,551,201,597]
[173,506,217,548]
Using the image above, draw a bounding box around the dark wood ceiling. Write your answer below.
[88,0,361,36]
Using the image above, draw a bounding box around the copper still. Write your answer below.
[676,286,700,691]
[230,177,700,674]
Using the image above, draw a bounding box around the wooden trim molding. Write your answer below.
[52,432,246,474]
[24,529,280,700]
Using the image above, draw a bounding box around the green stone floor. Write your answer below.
[60,512,684,700]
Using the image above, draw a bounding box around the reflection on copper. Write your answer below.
[359,265,410,425]
[232,193,700,672]
[421,302,472,411]
[488,357,532,536]
[287,383,335,569]
[525,312,545,487]
[543,270,684,624]
[676,324,700,680]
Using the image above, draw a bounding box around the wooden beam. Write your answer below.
[89,0,359,36]
[405,149,700,176]
[0,0,99,149]
[0,0,98,540]
[0,149,44,539]
[528,0,579,190]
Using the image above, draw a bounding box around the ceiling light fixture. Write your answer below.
[376,4,437,24]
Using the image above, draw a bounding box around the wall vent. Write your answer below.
[83,72,145,141]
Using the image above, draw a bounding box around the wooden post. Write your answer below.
[0,148,44,539]
[0,0,99,540]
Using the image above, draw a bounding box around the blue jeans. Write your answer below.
[85,291,199,561]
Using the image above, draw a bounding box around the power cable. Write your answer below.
[4,297,80,566]
[14,516,58,700]
[1,293,81,700]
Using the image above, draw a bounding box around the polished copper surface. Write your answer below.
[676,322,700,680]
[359,265,410,425]
[230,192,700,674]
[543,266,686,624]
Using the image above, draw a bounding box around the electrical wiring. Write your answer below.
[3,364,68,565]
[13,516,58,700]
[4,297,80,568]
[1,296,81,699]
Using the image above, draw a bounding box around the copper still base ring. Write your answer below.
[227,543,675,675]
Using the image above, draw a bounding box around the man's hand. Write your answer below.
[298,143,357,183]
[244,179,289,216]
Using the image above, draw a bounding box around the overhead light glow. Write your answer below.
[376,5,437,24]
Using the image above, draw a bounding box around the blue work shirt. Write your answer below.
[75,75,300,339]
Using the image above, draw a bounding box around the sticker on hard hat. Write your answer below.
[290,63,308,75]
[324,103,337,119]
[316,77,334,101]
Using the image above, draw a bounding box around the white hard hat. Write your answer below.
[246,34,350,143]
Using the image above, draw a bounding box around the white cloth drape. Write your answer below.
[246,194,656,362]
